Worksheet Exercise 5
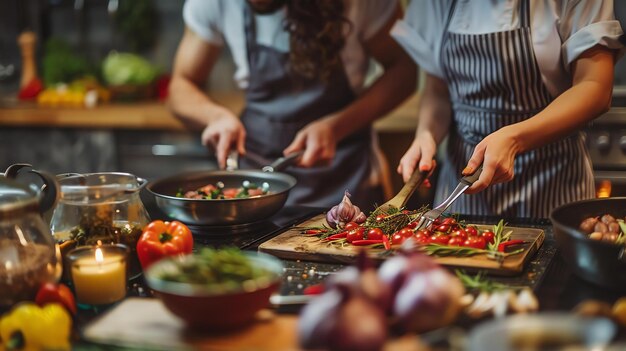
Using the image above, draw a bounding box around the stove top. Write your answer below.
[147,204,323,250]
[585,107,626,170]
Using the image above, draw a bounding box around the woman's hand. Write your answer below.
[397,131,438,186]
[201,108,246,169]
[283,118,337,167]
[462,125,522,194]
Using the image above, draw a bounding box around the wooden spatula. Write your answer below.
[374,169,430,213]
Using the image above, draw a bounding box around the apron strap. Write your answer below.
[243,4,257,63]
[440,0,458,82]
[519,0,530,28]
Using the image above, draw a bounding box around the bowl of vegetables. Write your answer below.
[550,197,626,289]
[144,248,284,330]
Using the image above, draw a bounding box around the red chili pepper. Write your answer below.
[382,234,391,250]
[303,284,325,295]
[497,239,526,252]
[324,232,348,241]
[351,239,384,246]
[304,229,326,235]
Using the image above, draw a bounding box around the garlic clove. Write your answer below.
[513,288,539,313]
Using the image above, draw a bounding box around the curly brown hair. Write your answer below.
[284,0,351,82]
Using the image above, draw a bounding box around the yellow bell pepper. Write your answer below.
[0,303,71,351]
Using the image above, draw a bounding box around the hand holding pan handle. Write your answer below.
[263,151,305,173]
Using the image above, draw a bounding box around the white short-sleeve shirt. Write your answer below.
[392,0,625,97]
[183,0,397,93]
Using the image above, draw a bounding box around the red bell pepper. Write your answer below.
[136,220,194,269]
[35,282,76,315]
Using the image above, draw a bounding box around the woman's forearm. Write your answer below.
[416,74,453,144]
[507,47,614,153]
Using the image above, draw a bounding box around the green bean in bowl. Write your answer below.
[145,248,284,330]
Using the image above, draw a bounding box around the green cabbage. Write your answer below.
[102,52,158,85]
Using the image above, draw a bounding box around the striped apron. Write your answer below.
[436,0,595,218]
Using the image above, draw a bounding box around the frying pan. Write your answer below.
[147,153,299,226]
[550,197,626,289]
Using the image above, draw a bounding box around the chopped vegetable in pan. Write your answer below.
[176,180,270,200]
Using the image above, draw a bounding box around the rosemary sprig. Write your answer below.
[487,219,513,252]
[420,244,488,257]
[364,205,428,235]
[455,270,508,292]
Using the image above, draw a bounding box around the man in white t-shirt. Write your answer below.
[168,0,417,208]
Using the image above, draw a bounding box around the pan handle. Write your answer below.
[262,151,304,173]
[226,150,239,171]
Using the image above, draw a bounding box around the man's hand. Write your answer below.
[283,118,337,167]
[201,108,246,169]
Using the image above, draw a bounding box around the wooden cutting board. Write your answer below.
[259,214,544,276]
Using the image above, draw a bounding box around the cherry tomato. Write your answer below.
[402,210,411,214]
[375,214,386,222]
[406,221,418,229]
[450,229,467,241]
[414,234,430,245]
[435,224,450,233]
[441,217,457,226]
[417,229,432,237]
[344,222,360,231]
[429,234,450,245]
[367,228,384,240]
[392,232,407,245]
[398,227,414,238]
[464,236,486,249]
[465,226,479,237]
[346,227,364,243]
[447,237,465,247]
[413,232,428,241]
[480,230,496,244]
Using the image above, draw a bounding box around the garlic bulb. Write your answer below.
[326,191,366,229]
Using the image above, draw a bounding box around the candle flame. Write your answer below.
[95,248,104,263]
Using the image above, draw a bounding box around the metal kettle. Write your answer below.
[0,164,60,308]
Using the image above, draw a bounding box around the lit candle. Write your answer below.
[69,245,128,305]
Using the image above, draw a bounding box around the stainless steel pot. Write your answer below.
[147,153,299,226]
[550,197,626,289]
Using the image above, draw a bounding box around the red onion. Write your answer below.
[326,191,366,229]
[326,251,392,312]
[378,251,464,332]
[392,268,464,333]
[298,284,388,351]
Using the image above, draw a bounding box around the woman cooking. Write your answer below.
[393,0,624,217]
[169,0,417,209]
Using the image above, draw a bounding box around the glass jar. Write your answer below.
[0,165,59,309]
[50,173,149,279]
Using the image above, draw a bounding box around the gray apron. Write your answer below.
[436,0,595,218]
[239,5,383,209]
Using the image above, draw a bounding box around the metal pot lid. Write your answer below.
[0,176,38,214]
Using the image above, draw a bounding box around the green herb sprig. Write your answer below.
[455,270,509,292]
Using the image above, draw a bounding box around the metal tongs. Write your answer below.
[415,165,483,230]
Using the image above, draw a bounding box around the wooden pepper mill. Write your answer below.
[17,31,38,89]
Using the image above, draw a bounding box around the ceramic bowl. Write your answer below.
[144,251,283,330]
